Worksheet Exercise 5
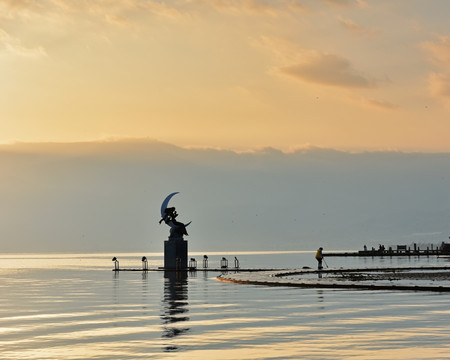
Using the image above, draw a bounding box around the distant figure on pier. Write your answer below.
[315,247,324,270]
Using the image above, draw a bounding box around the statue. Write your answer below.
[159,192,191,270]
[159,192,191,240]
[159,206,189,239]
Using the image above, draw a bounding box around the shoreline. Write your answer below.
[217,266,450,292]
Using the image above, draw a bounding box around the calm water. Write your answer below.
[1,252,449,360]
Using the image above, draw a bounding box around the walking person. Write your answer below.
[315,247,324,270]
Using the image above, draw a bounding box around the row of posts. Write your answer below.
[112,255,240,271]
[191,256,239,269]
[112,256,147,271]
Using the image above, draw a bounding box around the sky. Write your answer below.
[1,0,450,151]
[2,1,450,253]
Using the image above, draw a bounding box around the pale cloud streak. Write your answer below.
[253,36,301,64]
[1,0,361,25]
[0,0,187,58]
[422,35,450,65]
[322,0,363,7]
[361,97,398,111]
[422,35,450,101]
[198,0,307,16]
[338,16,376,37]
[0,0,34,17]
[255,36,376,89]
[279,52,375,88]
[428,73,450,98]
[0,0,303,23]
[0,0,187,24]
[0,28,46,58]
[199,0,361,16]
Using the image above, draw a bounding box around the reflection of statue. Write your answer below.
[161,271,190,351]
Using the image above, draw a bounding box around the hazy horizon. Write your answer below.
[1,139,449,254]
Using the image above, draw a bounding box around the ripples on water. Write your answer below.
[0,253,449,359]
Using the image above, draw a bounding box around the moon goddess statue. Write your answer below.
[159,192,191,239]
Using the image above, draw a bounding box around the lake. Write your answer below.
[0,252,449,359]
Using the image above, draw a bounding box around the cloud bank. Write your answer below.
[1,139,449,253]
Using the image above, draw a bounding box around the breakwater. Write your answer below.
[325,244,444,257]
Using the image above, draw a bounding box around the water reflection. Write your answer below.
[316,289,325,312]
[161,271,190,352]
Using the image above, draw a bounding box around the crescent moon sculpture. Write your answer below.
[159,192,191,239]
[161,192,179,219]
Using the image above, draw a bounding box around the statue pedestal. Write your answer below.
[164,238,188,270]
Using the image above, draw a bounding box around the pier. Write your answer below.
[325,242,449,257]
[112,267,286,272]
[110,255,287,272]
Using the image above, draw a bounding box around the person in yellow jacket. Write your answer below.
[315,247,324,270]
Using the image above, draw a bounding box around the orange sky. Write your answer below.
[2,0,450,151]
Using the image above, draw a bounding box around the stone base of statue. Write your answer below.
[164,237,188,270]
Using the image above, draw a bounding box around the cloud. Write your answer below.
[253,36,301,63]
[201,0,361,16]
[104,13,131,26]
[279,52,375,88]
[422,35,450,66]
[421,36,450,102]
[124,0,186,21]
[362,98,398,110]
[194,0,307,17]
[0,28,47,58]
[0,0,34,18]
[46,0,306,23]
[322,0,361,7]
[337,16,376,37]
[0,0,361,26]
[0,0,64,23]
[356,0,369,8]
[203,0,363,15]
[1,0,187,25]
[254,37,377,89]
[428,73,450,98]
